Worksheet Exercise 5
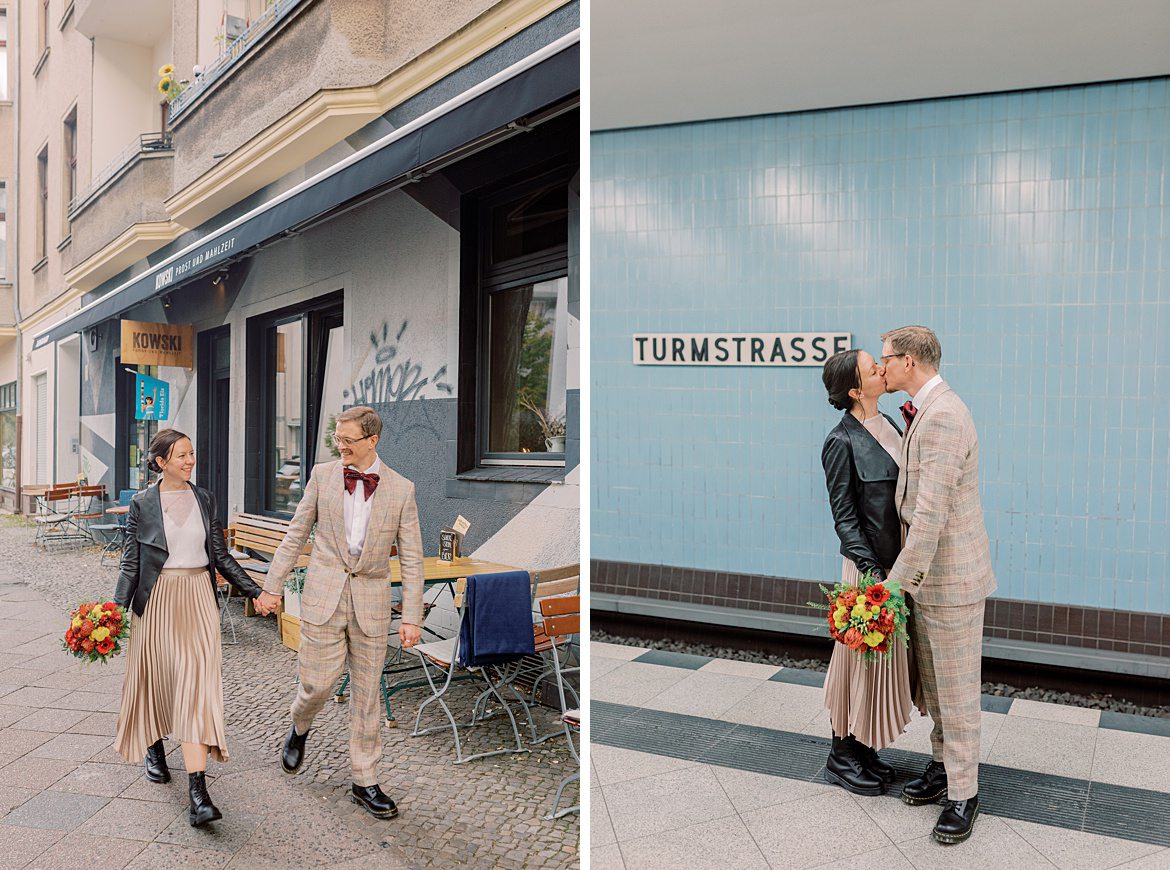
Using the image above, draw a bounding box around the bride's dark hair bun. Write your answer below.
[822,349,861,412]
[147,429,190,474]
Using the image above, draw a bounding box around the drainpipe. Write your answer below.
[9,0,22,511]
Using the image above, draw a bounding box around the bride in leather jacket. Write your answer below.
[818,349,915,797]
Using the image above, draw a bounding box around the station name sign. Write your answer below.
[633,333,850,366]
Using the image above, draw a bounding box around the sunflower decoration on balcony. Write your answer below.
[157,64,186,103]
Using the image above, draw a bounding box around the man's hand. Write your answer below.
[399,622,421,648]
[255,591,282,616]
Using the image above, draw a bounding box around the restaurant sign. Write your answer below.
[633,333,850,366]
[121,319,195,369]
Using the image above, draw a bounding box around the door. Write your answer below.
[32,373,47,484]
[198,326,232,525]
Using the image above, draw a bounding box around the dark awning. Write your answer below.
[34,32,579,350]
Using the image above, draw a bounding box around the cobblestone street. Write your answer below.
[0,518,580,870]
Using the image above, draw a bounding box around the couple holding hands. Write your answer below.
[111,406,424,827]
[819,325,996,845]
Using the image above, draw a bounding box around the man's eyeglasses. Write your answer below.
[880,353,908,363]
[330,434,373,448]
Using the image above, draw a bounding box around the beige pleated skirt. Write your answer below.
[114,567,229,764]
[823,558,914,750]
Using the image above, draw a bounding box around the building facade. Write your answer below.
[0,4,14,510]
[27,0,580,582]
[592,76,1170,674]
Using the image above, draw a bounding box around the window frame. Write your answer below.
[245,291,344,518]
[35,146,48,263]
[62,106,76,237]
[475,166,571,467]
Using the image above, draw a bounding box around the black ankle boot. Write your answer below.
[846,736,896,784]
[188,771,223,827]
[902,759,948,805]
[825,735,885,796]
[144,739,170,784]
[933,796,979,843]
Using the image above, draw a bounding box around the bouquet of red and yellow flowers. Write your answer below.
[809,573,908,664]
[63,602,129,663]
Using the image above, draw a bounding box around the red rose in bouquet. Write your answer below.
[63,602,130,664]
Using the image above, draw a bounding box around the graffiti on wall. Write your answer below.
[344,320,453,440]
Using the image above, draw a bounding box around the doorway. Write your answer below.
[197,326,232,525]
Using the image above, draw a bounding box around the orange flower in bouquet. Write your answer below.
[63,602,129,663]
[808,571,909,665]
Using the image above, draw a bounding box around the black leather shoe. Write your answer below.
[188,771,223,827]
[847,736,896,784]
[824,736,885,796]
[144,739,170,784]
[281,724,309,774]
[933,796,979,843]
[350,783,399,819]
[902,759,948,805]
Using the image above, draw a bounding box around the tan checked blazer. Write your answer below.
[263,460,425,637]
[890,381,996,606]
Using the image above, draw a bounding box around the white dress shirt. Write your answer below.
[911,373,943,409]
[343,456,382,559]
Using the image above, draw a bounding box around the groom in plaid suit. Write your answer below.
[256,405,424,819]
[880,326,996,845]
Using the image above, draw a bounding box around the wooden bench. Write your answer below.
[225,513,311,624]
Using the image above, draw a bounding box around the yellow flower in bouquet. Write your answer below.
[91,626,110,643]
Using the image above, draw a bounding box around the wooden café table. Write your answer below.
[343,556,518,724]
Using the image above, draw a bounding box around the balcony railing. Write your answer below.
[68,132,174,217]
[167,0,310,122]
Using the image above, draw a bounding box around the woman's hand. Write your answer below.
[254,591,282,615]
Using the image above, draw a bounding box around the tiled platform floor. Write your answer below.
[591,641,1170,870]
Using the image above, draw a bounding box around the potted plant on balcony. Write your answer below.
[521,398,567,453]
[157,65,186,103]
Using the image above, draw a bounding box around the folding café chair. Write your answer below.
[33,486,82,548]
[93,489,135,567]
[538,591,580,820]
[408,571,537,764]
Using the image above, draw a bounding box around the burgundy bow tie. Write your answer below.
[343,468,380,501]
[900,400,918,427]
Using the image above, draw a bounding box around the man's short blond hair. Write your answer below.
[881,325,942,370]
[337,406,382,439]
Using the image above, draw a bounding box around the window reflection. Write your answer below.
[271,319,303,513]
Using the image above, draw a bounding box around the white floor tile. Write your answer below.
[1008,698,1102,728]
[591,642,648,661]
[618,815,770,870]
[1003,818,1165,870]
[603,764,738,842]
[895,815,1055,869]
[592,766,617,848]
[984,715,1098,780]
[590,843,626,870]
[720,680,828,734]
[591,745,699,787]
[740,790,891,868]
[808,844,915,870]
[698,659,783,680]
[1091,728,1170,790]
[638,671,762,720]
[591,662,691,708]
[711,765,834,814]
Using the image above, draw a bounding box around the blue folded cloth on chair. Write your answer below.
[457,571,536,667]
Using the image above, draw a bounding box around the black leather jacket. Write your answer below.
[114,482,262,617]
[821,412,903,578]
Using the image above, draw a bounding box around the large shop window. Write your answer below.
[248,294,344,517]
[0,381,15,489]
[478,169,570,466]
[124,365,158,491]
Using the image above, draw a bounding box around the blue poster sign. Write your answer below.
[135,373,169,420]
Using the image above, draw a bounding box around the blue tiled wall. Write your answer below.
[591,78,1170,614]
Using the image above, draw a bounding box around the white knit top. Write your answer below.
[160,489,209,569]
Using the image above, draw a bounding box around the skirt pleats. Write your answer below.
[822,558,914,750]
[114,568,229,763]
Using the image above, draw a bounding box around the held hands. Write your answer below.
[399,622,421,648]
[254,591,282,616]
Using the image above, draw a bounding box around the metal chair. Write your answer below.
[408,571,537,764]
[93,489,135,567]
[537,592,580,819]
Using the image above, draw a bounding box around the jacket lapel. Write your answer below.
[841,412,899,481]
[897,380,952,511]
[137,485,169,553]
[355,461,392,574]
[321,462,353,569]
